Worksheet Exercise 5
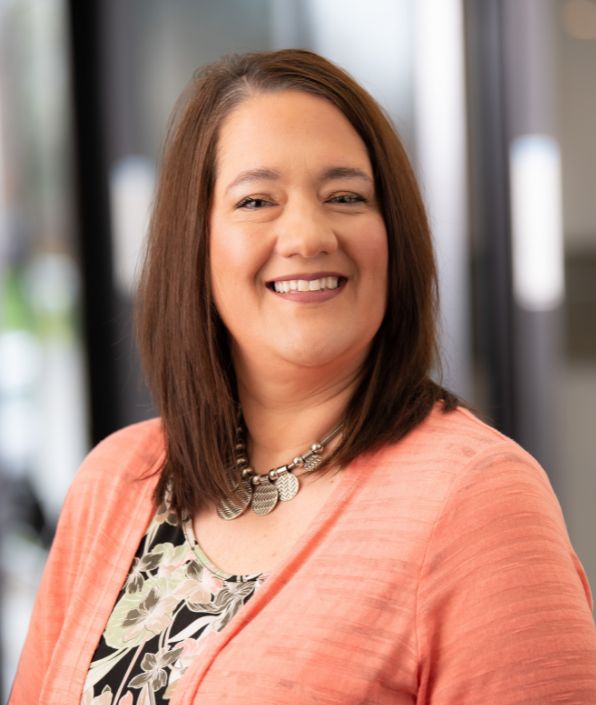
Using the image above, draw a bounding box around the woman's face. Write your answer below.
[209,90,388,377]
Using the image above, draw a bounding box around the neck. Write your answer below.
[235,354,361,473]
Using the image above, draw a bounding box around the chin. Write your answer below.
[278,337,367,371]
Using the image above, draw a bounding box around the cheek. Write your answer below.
[209,220,238,322]
[209,220,270,332]
[210,214,269,280]
[210,218,244,297]
[210,218,236,276]
[370,217,389,259]
[370,235,389,274]
[357,223,389,317]
[372,223,389,276]
[352,220,389,282]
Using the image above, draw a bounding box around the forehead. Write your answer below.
[214,90,372,182]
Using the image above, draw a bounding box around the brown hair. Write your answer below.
[136,49,458,516]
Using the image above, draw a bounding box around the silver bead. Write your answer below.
[292,456,304,466]
[311,442,322,452]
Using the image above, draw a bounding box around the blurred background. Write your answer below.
[0,0,595,696]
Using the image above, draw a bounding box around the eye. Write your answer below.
[327,193,367,205]
[235,196,272,209]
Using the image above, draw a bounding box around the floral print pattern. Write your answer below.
[82,506,264,704]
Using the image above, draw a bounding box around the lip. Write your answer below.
[266,272,347,303]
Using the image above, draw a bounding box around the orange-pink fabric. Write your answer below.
[10,406,596,704]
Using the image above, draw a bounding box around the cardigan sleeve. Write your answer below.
[9,419,164,705]
[9,470,88,704]
[416,444,596,704]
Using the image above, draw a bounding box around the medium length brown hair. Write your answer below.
[136,49,458,516]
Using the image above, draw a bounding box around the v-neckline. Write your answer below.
[170,451,367,704]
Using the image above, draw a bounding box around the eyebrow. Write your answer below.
[319,166,372,184]
[225,168,281,194]
[225,165,373,194]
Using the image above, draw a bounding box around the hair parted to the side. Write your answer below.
[136,48,458,517]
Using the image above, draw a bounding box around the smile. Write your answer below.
[271,276,341,293]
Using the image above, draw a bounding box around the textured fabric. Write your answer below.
[83,506,264,704]
[10,406,596,704]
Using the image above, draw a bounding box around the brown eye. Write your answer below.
[327,193,366,205]
[236,197,271,209]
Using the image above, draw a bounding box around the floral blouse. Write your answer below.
[81,501,265,705]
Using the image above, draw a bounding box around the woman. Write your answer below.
[11,49,596,704]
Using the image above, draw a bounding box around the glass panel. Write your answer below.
[557,0,596,591]
[0,0,88,696]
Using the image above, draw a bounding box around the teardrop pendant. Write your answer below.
[251,483,279,515]
[216,477,253,520]
[275,471,300,501]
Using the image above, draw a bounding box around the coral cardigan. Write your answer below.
[10,407,596,704]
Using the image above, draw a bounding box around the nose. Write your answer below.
[274,198,338,258]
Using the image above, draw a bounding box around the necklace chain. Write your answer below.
[216,423,343,520]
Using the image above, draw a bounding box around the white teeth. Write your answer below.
[272,276,340,294]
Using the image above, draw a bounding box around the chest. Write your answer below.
[193,470,342,575]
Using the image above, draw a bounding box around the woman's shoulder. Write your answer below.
[361,404,555,513]
[421,404,557,494]
[387,402,541,472]
[420,403,531,457]
[83,417,165,469]
[67,417,166,505]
